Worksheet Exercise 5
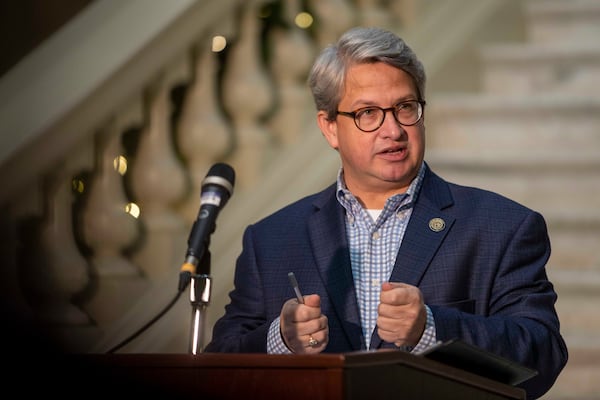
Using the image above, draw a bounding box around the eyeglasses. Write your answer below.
[336,100,426,133]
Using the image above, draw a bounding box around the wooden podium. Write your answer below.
[69,350,525,399]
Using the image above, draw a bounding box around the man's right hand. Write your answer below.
[279,294,329,354]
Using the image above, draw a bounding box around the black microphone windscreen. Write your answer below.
[206,163,235,187]
[202,163,235,199]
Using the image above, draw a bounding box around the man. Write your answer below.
[204,27,567,399]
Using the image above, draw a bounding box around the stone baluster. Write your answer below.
[177,39,232,223]
[129,74,188,282]
[27,167,91,325]
[77,111,147,325]
[268,0,316,145]
[81,114,141,278]
[222,1,274,189]
[308,0,355,49]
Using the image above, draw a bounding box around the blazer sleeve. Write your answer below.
[429,210,568,399]
[203,225,272,353]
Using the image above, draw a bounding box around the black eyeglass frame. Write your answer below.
[336,100,426,133]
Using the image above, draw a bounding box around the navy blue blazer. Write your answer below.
[205,164,568,399]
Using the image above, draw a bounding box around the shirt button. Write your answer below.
[372,231,380,240]
[372,279,380,287]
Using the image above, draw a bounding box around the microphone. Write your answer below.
[179,162,235,292]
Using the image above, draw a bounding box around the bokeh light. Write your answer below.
[295,12,313,29]
[212,35,227,52]
[125,202,140,219]
[113,155,127,175]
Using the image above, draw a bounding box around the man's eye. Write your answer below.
[357,108,378,117]
[397,102,416,111]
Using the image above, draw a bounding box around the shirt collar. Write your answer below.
[336,161,426,216]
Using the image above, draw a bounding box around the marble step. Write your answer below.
[426,93,600,153]
[426,152,600,215]
[526,0,600,45]
[480,43,600,95]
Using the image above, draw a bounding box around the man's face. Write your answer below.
[318,62,426,200]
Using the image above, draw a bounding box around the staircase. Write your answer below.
[426,1,600,398]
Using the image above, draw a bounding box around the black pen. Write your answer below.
[287,272,304,304]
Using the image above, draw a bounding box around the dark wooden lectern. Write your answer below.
[73,351,525,399]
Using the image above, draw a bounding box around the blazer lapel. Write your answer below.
[308,186,364,351]
[372,167,455,349]
[391,168,455,285]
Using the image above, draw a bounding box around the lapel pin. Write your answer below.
[429,217,445,232]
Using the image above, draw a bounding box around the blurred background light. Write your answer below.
[295,12,313,29]
[125,202,140,218]
[212,35,227,52]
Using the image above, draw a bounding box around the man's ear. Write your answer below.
[317,111,339,150]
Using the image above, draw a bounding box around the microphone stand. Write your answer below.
[188,250,212,355]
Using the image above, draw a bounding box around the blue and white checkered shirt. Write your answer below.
[267,162,436,353]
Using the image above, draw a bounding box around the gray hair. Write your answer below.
[308,27,426,120]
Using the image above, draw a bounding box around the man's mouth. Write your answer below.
[380,147,405,154]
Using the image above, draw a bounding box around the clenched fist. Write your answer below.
[377,282,426,348]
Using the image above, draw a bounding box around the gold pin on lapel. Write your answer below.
[429,217,445,232]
